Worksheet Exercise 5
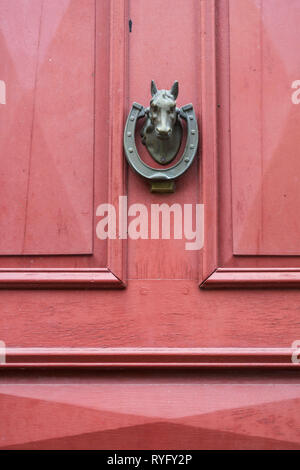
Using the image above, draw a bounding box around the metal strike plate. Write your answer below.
[150,181,175,193]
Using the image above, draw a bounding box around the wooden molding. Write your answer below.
[200,0,218,283]
[202,268,300,288]
[107,0,128,284]
[0,268,123,289]
[1,347,299,369]
[0,0,128,289]
[200,0,300,289]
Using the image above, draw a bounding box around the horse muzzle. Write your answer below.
[155,127,172,139]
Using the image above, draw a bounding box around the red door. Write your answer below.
[1,0,300,450]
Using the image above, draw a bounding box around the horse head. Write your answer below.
[149,80,178,139]
[141,80,182,164]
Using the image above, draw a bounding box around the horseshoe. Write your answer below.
[124,102,198,182]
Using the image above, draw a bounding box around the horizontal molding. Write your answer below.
[201,268,300,288]
[0,269,124,289]
[0,347,299,369]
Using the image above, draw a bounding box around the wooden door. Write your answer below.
[1,0,300,450]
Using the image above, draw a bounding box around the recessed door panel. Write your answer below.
[0,0,95,255]
[230,0,300,255]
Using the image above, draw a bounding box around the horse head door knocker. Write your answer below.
[124,80,198,192]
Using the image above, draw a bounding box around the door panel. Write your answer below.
[0,0,95,255]
[1,370,300,450]
[230,0,300,255]
[202,0,300,287]
[0,0,124,287]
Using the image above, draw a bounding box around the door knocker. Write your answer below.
[124,80,198,192]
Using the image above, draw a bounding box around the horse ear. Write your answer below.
[170,81,179,99]
[151,80,158,97]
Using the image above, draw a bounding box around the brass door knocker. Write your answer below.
[124,80,198,192]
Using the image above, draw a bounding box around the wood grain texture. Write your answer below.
[1,347,299,369]
[201,0,218,282]
[202,268,300,288]
[1,381,300,449]
[1,279,300,348]
[0,0,95,255]
[0,268,121,289]
[0,0,126,287]
[106,0,128,283]
[1,0,300,451]
[127,0,201,281]
[201,0,300,287]
[230,0,300,255]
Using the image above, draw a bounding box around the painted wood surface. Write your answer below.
[1,379,300,449]
[203,0,300,286]
[0,0,126,286]
[1,347,300,368]
[230,0,300,255]
[0,0,300,451]
[127,0,201,281]
[0,0,95,255]
[0,279,300,348]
